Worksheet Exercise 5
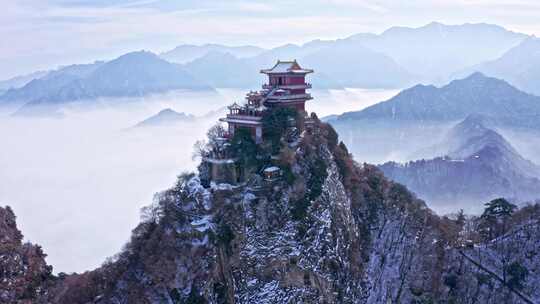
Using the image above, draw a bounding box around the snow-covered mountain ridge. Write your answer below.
[379,115,540,211]
[1,116,539,303]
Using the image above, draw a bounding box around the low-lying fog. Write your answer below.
[0,88,398,274]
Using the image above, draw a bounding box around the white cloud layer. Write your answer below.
[0,88,398,273]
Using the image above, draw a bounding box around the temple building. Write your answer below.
[220,60,313,143]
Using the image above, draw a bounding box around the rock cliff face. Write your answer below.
[2,119,540,303]
[0,207,53,303]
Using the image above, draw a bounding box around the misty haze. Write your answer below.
[2,1,540,303]
[0,88,397,273]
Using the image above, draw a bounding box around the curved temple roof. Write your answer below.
[260,60,314,75]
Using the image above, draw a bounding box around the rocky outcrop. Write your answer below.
[2,119,540,303]
[0,206,53,303]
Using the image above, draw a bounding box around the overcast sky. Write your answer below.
[2,0,540,79]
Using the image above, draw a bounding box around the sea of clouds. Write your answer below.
[0,88,398,273]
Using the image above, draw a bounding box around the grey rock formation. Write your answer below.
[5,119,536,303]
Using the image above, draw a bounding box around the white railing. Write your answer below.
[266,93,312,101]
[262,83,311,90]
[225,114,262,121]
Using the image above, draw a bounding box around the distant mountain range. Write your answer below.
[161,44,265,64]
[170,22,528,89]
[133,106,227,129]
[328,72,540,164]
[334,73,540,128]
[133,108,195,128]
[300,39,412,88]
[0,22,536,114]
[435,114,540,178]
[0,70,49,94]
[455,37,540,96]
[250,40,413,88]
[1,62,105,106]
[2,51,213,115]
[348,22,527,81]
[379,115,540,207]
[182,52,262,88]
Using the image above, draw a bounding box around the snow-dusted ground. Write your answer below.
[0,88,396,274]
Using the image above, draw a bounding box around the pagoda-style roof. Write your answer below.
[228,102,243,110]
[261,60,313,75]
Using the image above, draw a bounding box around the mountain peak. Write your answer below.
[465,71,488,79]
[134,108,195,128]
[382,22,512,35]
[423,21,444,28]
[5,50,212,114]
[461,34,540,96]
[197,50,238,60]
[111,50,160,63]
[445,116,531,170]
[448,71,515,89]
[335,72,540,126]
[450,71,499,84]
[380,114,540,207]
[157,108,177,115]
[410,83,437,90]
